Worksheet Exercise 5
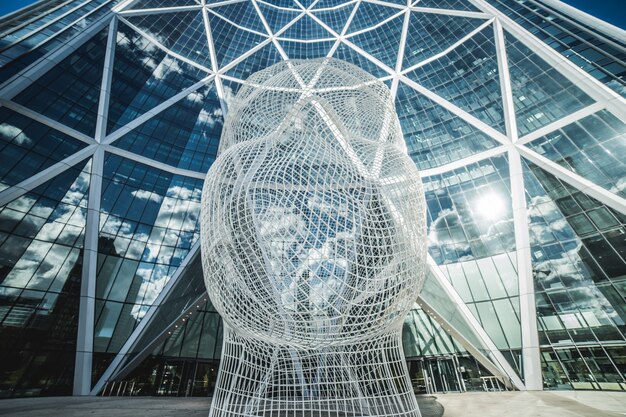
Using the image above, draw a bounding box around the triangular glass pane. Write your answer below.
[311,2,356,34]
[225,41,284,80]
[256,2,301,34]
[505,30,595,137]
[113,83,223,173]
[347,1,401,33]
[331,41,389,78]
[94,154,205,357]
[124,10,211,68]
[211,0,267,34]
[0,159,91,396]
[525,110,626,200]
[207,12,267,68]
[395,82,500,170]
[0,108,88,192]
[278,14,334,40]
[413,0,480,12]
[522,160,626,383]
[348,14,403,69]
[12,29,108,137]
[279,39,335,59]
[106,23,209,134]
[128,0,198,10]
[403,11,488,69]
[405,25,506,133]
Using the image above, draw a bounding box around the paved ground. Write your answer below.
[436,391,626,417]
[0,391,623,416]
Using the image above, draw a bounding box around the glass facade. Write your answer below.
[0,0,624,397]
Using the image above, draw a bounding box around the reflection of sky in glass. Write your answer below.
[0,160,90,321]
[424,155,514,265]
[95,154,204,351]
[524,161,626,344]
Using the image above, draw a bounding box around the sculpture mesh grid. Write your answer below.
[201,58,427,417]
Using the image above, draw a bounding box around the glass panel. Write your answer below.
[505,31,595,137]
[12,28,108,137]
[403,11,487,69]
[312,2,357,34]
[211,0,266,34]
[113,83,223,172]
[256,2,300,34]
[348,14,404,69]
[207,12,267,68]
[0,159,90,398]
[405,25,506,132]
[0,108,87,192]
[94,154,204,356]
[346,2,400,34]
[106,23,209,134]
[524,160,626,387]
[225,41,284,81]
[423,154,514,263]
[415,0,480,12]
[125,10,211,69]
[526,110,626,199]
[278,15,333,40]
[279,39,335,60]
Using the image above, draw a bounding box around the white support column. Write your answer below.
[73,146,104,395]
[73,17,117,394]
[494,16,543,390]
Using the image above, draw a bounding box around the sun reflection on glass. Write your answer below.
[475,192,505,220]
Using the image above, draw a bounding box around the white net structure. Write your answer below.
[201,58,427,417]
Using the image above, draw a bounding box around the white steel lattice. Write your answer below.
[200,58,427,417]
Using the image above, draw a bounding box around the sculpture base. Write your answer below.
[209,328,420,417]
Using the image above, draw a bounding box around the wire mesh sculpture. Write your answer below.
[201,58,427,417]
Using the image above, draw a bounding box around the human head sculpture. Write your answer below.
[201,58,426,349]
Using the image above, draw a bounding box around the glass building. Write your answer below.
[0,0,625,398]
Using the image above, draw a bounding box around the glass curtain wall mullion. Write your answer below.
[518,146,626,216]
[0,0,118,71]
[401,17,494,75]
[419,146,508,178]
[393,8,410,72]
[408,7,490,20]
[537,0,626,48]
[118,5,204,17]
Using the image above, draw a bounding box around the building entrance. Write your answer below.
[421,356,466,394]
